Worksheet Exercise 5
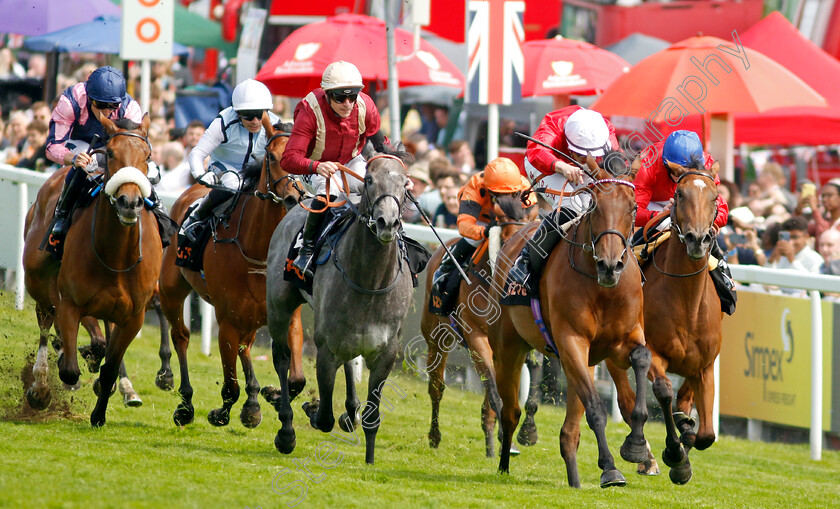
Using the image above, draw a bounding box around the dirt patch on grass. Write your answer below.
[0,354,86,423]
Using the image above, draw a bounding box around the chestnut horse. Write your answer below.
[488,156,651,488]
[421,194,540,457]
[158,117,304,428]
[23,114,162,426]
[606,160,723,485]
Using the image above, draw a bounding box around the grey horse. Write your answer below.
[265,153,414,464]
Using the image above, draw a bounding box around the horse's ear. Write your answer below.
[630,156,642,180]
[140,113,151,135]
[99,110,117,135]
[709,160,720,179]
[666,160,687,179]
[262,113,274,137]
[586,154,606,180]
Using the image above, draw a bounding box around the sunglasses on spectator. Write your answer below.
[238,110,265,121]
[329,92,358,104]
[92,100,120,110]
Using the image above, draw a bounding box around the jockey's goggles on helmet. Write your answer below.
[238,110,265,121]
[92,100,120,110]
[328,91,359,104]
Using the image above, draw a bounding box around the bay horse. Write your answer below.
[158,117,303,428]
[265,153,414,464]
[421,194,541,457]
[488,156,651,488]
[606,159,723,485]
[22,114,162,426]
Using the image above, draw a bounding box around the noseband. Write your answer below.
[359,154,407,232]
[255,132,296,204]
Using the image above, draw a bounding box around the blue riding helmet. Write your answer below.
[85,66,127,103]
[662,130,703,167]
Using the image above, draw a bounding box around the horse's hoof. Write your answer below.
[155,370,174,391]
[260,386,283,411]
[123,392,143,407]
[662,445,687,468]
[680,430,697,449]
[288,379,306,401]
[240,403,262,429]
[173,405,195,426]
[63,381,81,391]
[58,364,80,387]
[302,400,319,422]
[207,408,230,427]
[93,378,116,397]
[620,436,648,464]
[673,411,696,430]
[637,457,661,476]
[90,412,106,428]
[508,443,521,457]
[429,429,441,449]
[50,334,62,353]
[516,421,538,446]
[600,469,627,488]
[78,345,101,373]
[338,412,356,433]
[25,386,51,411]
[669,461,693,485]
[275,429,296,454]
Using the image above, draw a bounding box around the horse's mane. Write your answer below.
[495,193,532,222]
[113,118,141,131]
[239,159,263,193]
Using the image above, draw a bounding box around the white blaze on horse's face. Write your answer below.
[676,174,718,259]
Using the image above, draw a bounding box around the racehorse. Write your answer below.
[421,194,540,457]
[22,114,162,426]
[606,159,723,485]
[265,153,414,464]
[158,117,303,428]
[488,155,651,488]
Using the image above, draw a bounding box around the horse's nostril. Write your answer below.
[376,217,387,231]
[614,260,625,273]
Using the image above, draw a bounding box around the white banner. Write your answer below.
[121,0,175,61]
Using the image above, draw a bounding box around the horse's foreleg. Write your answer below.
[494,344,526,475]
[54,302,82,386]
[117,358,142,407]
[238,333,262,428]
[426,333,449,450]
[517,352,542,448]
[286,306,306,400]
[650,359,687,477]
[166,298,194,426]
[27,303,56,410]
[360,341,398,465]
[562,348,625,488]
[90,313,143,427]
[208,321,241,427]
[151,294,174,391]
[675,381,697,446]
[688,366,715,451]
[307,344,338,434]
[339,361,360,433]
[266,306,296,454]
[619,343,651,464]
[467,336,498,457]
[605,359,659,476]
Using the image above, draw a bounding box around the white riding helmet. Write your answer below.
[231,79,273,111]
[564,109,610,157]
[320,61,363,92]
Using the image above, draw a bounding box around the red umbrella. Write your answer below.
[591,35,826,120]
[521,36,630,97]
[256,14,465,97]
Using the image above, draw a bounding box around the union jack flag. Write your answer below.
[467,0,525,105]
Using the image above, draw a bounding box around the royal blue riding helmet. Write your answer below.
[662,130,703,167]
[85,66,127,104]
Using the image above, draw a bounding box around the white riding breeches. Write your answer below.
[524,159,591,213]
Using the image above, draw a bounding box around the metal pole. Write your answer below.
[201,300,213,356]
[141,60,151,115]
[385,0,401,142]
[15,182,27,310]
[488,104,499,162]
[810,289,823,460]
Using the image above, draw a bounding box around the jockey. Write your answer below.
[634,129,728,232]
[46,66,144,237]
[181,78,280,241]
[510,107,619,294]
[431,157,536,295]
[280,60,405,278]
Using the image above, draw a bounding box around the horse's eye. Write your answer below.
[365,175,373,185]
[107,149,114,159]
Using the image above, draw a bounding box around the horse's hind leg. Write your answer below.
[304,344,338,434]
[286,307,306,400]
[151,294,174,391]
[559,381,585,488]
[27,303,56,410]
[117,359,142,407]
[675,381,697,447]
[619,343,651,465]
[467,335,499,457]
[339,361,360,433]
[208,321,241,427]
[494,343,527,475]
[238,334,262,428]
[360,341,399,465]
[426,331,449,450]
[90,313,144,427]
[689,367,716,449]
[650,361,688,477]
[78,317,106,374]
[54,302,81,386]
[159,271,195,426]
[517,352,542,447]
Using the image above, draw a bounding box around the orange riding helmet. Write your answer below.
[483,157,525,193]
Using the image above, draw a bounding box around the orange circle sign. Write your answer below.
[136,17,161,43]
[138,0,159,6]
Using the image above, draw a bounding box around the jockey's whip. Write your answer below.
[514,132,585,168]
[405,190,471,285]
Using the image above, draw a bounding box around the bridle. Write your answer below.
[254,131,297,204]
[651,170,718,278]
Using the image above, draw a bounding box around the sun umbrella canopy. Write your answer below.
[0,0,119,36]
[521,36,630,97]
[605,33,670,66]
[591,35,826,121]
[23,16,189,56]
[256,13,465,97]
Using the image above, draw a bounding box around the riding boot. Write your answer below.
[181,190,229,243]
[709,240,737,315]
[293,203,328,279]
[432,238,477,295]
[51,167,86,237]
[510,208,570,295]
